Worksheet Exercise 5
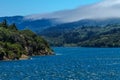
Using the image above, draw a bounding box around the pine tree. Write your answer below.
[1,19,8,28]
[9,23,18,30]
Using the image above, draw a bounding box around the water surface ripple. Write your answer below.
[0,47,120,80]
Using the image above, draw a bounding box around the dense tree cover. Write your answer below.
[40,24,120,47]
[0,20,53,60]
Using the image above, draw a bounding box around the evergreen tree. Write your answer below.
[1,19,8,28]
[0,23,2,27]
[9,23,18,30]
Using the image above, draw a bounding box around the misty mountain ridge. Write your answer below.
[0,16,60,32]
[25,0,120,23]
[0,0,120,32]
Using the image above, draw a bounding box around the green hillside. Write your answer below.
[40,24,120,47]
[0,20,53,60]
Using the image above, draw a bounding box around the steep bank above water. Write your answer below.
[0,20,53,60]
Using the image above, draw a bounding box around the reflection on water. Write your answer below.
[0,47,120,80]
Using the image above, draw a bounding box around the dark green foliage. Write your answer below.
[8,23,18,30]
[40,24,120,47]
[0,20,53,60]
[1,19,8,28]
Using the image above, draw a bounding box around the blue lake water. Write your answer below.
[1,47,120,80]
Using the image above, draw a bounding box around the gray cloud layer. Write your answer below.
[25,0,120,23]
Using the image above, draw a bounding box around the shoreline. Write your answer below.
[1,53,55,61]
[19,54,30,60]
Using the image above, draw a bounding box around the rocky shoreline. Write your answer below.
[0,20,54,61]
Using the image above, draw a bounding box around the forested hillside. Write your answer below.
[0,20,53,60]
[40,24,120,47]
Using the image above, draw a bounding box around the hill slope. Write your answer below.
[0,16,59,32]
[0,20,53,60]
[39,24,120,47]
